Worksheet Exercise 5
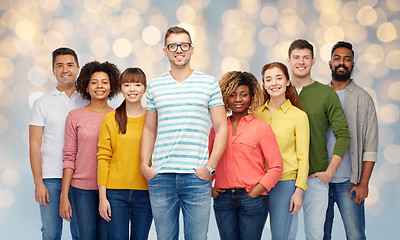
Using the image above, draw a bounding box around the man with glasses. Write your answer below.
[140,26,228,240]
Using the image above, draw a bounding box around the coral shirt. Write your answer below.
[209,114,283,195]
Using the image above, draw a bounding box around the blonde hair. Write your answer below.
[219,71,264,114]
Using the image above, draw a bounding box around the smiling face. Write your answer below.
[163,33,193,69]
[121,82,146,104]
[329,47,354,82]
[227,85,251,116]
[263,67,290,100]
[53,54,80,90]
[288,48,315,78]
[86,71,111,101]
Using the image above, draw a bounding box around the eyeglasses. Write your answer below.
[165,42,192,52]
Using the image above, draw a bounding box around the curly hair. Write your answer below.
[76,61,120,100]
[219,71,264,114]
[261,62,303,110]
[115,67,147,134]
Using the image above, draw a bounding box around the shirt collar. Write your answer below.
[51,88,63,96]
[260,99,292,114]
[328,79,355,92]
[51,88,79,98]
[227,114,254,123]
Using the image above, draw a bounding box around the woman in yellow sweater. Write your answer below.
[253,62,309,240]
[97,68,152,239]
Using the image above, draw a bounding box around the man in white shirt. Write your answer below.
[29,47,87,240]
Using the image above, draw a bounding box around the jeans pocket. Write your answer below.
[193,173,210,183]
[147,173,159,183]
[315,176,328,187]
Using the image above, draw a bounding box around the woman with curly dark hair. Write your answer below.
[209,71,283,240]
[59,61,120,240]
[253,62,309,240]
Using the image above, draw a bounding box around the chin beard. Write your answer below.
[331,65,353,82]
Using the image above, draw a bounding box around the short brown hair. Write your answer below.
[164,26,192,46]
[288,39,314,58]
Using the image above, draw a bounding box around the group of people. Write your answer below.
[29,25,378,240]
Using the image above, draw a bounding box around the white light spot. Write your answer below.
[379,104,399,124]
[2,169,19,188]
[112,38,132,58]
[142,26,161,46]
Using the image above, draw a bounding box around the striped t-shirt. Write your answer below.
[146,70,223,173]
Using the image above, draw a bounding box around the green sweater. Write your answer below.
[298,81,350,175]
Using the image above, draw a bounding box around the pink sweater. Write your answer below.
[63,107,111,190]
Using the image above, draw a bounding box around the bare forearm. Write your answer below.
[140,110,157,168]
[326,154,343,179]
[208,105,228,169]
[140,130,156,168]
[248,183,267,198]
[207,127,228,169]
[60,168,74,199]
[30,151,44,185]
[29,125,45,185]
[98,185,107,200]
[359,161,375,186]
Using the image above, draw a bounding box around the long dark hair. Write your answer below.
[115,68,147,134]
[261,62,303,110]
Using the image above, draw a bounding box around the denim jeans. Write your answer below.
[213,188,268,240]
[289,177,329,240]
[106,189,153,240]
[70,186,110,240]
[148,173,211,240]
[268,180,296,240]
[39,178,79,240]
[323,180,366,240]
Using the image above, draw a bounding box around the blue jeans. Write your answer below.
[268,180,296,240]
[70,186,110,240]
[289,177,329,240]
[148,173,211,240]
[39,178,79,240]
[213,188,268,240]
[106,189,153,240]
[323,180,366,240]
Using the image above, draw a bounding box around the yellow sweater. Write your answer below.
[254,100,309,191]
[97,111,148,190]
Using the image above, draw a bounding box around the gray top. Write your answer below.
[328,80,378,184]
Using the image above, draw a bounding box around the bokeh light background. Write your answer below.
[0,0,399,239]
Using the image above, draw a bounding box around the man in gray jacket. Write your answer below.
[323,41,378,240]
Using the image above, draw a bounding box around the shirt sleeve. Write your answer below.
[294,111,310,190]
[326,89,350,158]
[209,79,224,108]
[29,99,45,126]
[97,115,113,186]
[258,124,283,192]
[363,95,378,162]
[146,82,157,111]
[63,112,77,170]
